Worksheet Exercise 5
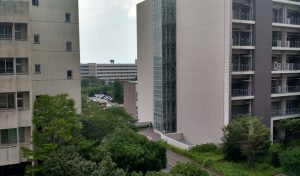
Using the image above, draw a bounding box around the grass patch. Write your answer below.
[158,141,283,176]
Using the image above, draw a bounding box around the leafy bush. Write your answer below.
[192,143,220,153]
[95,128,167,173]
[222,116,271,165]
[170,163,209,176]
[268,144,283,167]
[279,147,300,176]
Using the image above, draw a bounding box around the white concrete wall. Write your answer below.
[137,0,154,123]
[176,0,231,144]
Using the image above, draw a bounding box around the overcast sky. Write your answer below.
[78,0,143,64]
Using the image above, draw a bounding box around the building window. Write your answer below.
[67,70,73,79]
[0,58,14,74]
[0,93,15,110]
[17,93,24,109]
[0,129,17,145]
[0,24,12,40]
[34,34,40,44]
[32,0,39,6]
[19,127,25,143]
[66,41,72,51]
[35,64,41,74]
[65,13,71,23]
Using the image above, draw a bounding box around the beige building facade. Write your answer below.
[80,63,137,81]
[137,0,300,148]
[0,0,81,172]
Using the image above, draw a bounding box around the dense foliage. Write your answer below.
[279,147,300,176]
[23,94,168,176]
[222,116,271,165]
[95,127,167,173]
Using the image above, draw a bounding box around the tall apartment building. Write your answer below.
[0,0,81,174]
[80,62,137,81]
[137,0,300,148]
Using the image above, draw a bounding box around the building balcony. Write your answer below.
[233,12,254,21]
[272,40,300,50]
[272,63,300,73]
[232,38,252,46]
[271,86,300,97]
[232,89,253,98]
[273,0,300,6]
[272,108,300,117]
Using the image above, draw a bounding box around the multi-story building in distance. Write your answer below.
[0,0,81,174]
[80,62,137,81]
[137,0,300,148]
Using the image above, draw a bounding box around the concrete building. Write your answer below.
[80,62,137,81]
[123,81,137,117]
[137,0,300,148]
[0,0,81,174]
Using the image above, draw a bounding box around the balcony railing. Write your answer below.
[287,17,300,25]
[233,12,253,21]
[232,89,252,97]
[0,34,12,40]
[286,108,300,115]
[232,64,252,72]
[272,86,283,94]
[272,108,300,117]
[286,86,300,93]
[232,38,252,46]
[273,16,283,23]
[273,63,300,71]
[272,40,300,48]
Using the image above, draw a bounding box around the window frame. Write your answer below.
[66,41,72,51]
[32,0,39,6]
[65,13,71,23]
[35,64,41,74]
[33,34,40,44]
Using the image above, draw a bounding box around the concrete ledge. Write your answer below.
[161,132,195,150]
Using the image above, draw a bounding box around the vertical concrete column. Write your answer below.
[253,0,272,126]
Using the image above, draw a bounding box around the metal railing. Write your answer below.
[233,12,253,21]
[288,17,300,25]
[232,64,252,72]
[273,16,283,23]
[0,34,12,40]
[272,40,300,48]
[232,89,252,97]
[272,109,283,117]
[286,108,300,115]
[272,63,300,71]
[232,38,252,46]
[272,87,283,94]
[286,86,300,93]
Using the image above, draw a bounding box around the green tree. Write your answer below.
[110,80,123,103]
[95,127,167,173]
[222,116,271,166]
[22,95,82,175]
[279,147,300,176]
[91,156,126,176]
[80,95,136,142]
[277,118,300,147]
[42,146,96,176]
[170,163,209,176]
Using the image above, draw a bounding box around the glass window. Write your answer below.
[32,0,39,6]
[17,93,24,108]
[35,64,41,74]
[34,34,40,44]
[66,41,72,51]
[0,24,12,40]
[65,13,71,23]
[19,128,25,143]
[15,24,21,40]
[67,70,73,79]
[0,58,14,74]
[0,94,15,109]
[0,129,17,145]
